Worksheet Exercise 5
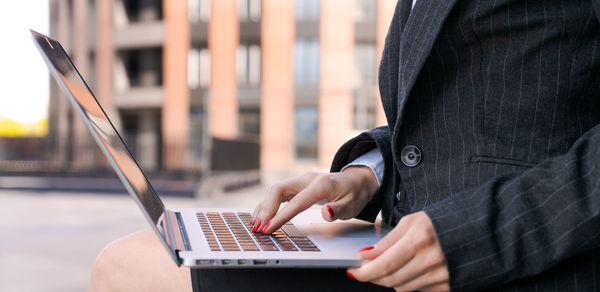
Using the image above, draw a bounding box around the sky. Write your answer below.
[0,1,49,125]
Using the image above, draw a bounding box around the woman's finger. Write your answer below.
[261,174,334,233]
[251,173,318,230]
[370,244,446,288]
[355,217,412,261]
[347,229,414,282]
[391,264,449,292]
[419,282,450,292]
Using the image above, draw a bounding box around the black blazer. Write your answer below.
[331,0,600,291]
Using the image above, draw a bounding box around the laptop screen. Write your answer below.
[30,30,166,227]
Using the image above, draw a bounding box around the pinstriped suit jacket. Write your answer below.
[331,0,600,290]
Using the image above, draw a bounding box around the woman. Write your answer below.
[90,0,600,291]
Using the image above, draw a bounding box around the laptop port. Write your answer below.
[221,260,231,265]
[237,260,247,265]
[253,259,267,265]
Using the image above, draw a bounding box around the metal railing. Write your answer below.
[0,134,260,175]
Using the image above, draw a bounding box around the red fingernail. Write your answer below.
[250,217,255,224]
[358,246,374,252]
[326,205,334,217]
[252,219,261,232]
[346,271,355,279]
[261,223,270,233]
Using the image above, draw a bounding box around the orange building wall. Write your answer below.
[162,0,191,169]
[72,0,90,168]
[319,0,355,166]
[95,0,114,116]
[209,0,239,139]
[260,0,295,170]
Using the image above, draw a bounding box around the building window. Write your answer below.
[295,107,319,159]
[295,0,320,21]
[294,38,320,87]
[239,108,260,138]
[88,51,97,91]
[115,48,162,92]
[119,110,161,169]
[353,43,377,88]
[353,90,377,130]
[354,0,377,23]
[189,107,205,167]
[236,43,261,87]
[237,0,261,22]
[188,0,211,22]
[353,43,378,130]
[119,0,163,23]
[121,111,141,158]
[188,45,211,89]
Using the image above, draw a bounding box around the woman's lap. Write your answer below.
[191,268,392,292]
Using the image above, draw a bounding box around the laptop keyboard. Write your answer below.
[196,212,320,252]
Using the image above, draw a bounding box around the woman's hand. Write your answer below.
[347,211,450,292]
[251,166,379,234]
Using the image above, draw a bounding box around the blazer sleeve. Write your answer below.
[330,126,394,223]
[424,122,600,291]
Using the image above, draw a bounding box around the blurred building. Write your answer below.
[39,0,394,178]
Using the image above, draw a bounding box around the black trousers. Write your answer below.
[191,268,393,292]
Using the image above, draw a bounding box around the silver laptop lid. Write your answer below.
[30,29,180,263]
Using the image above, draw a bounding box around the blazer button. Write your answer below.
[395,191,402,201]
[401,145,422,167]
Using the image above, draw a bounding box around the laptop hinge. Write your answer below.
[164,210,191,253]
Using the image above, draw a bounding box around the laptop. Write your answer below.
[30,29,388,268]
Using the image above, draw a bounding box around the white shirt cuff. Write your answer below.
[340,148,384,186]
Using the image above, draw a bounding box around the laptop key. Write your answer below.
[260,245,279,251]
[280,224,306,238]
[221,213,261,251]
[205,212,243,251]
[197,213,222,251]
[199,212,320,253]
[300,247,320,252]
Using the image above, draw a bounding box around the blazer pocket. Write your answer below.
[467,155,539,186]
